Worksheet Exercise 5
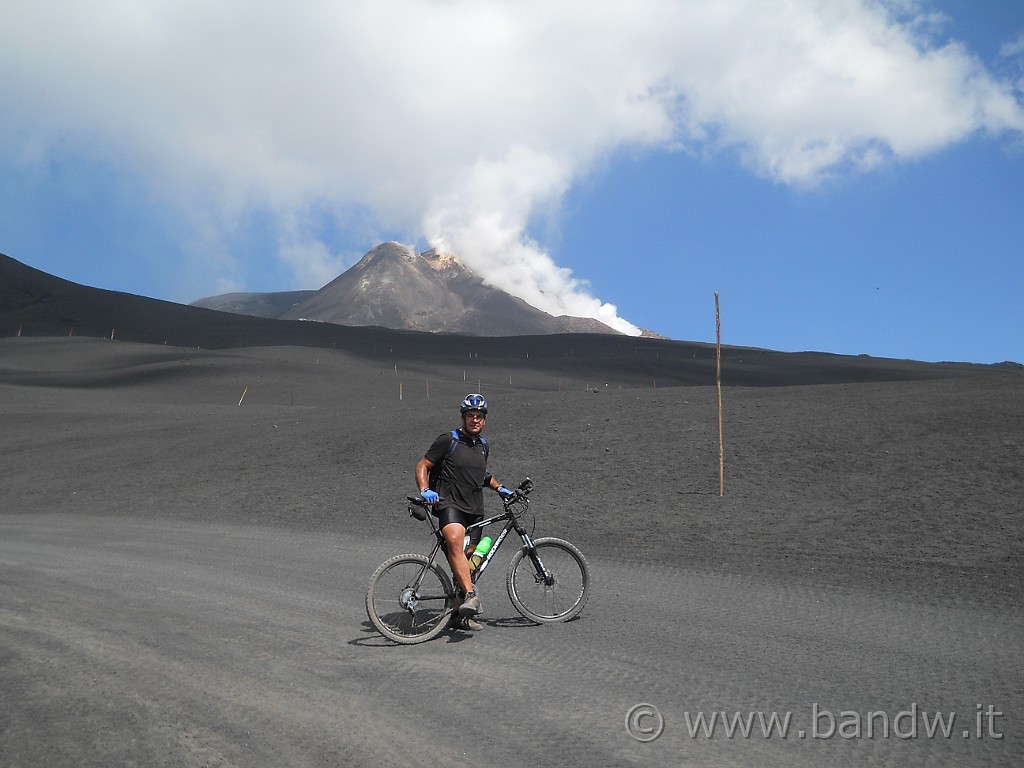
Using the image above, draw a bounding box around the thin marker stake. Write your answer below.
[715,292,725,497]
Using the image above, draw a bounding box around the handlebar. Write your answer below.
[406,477,534,521]
[501,477,534,507]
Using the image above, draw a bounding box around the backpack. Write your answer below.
[428,429,488,491]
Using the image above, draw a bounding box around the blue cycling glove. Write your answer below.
[497,486,513,500]
[421,489,439,504]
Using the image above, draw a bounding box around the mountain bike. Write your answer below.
[365,478,590,644]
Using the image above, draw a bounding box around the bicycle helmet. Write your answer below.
[460,393,488,415]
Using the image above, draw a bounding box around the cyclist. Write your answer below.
[415,393,513,631]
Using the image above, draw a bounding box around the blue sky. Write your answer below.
[1,1,1022,363]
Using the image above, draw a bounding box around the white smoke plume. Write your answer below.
[1,0,1021,334]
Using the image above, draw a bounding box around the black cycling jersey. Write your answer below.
[424,429,492,516]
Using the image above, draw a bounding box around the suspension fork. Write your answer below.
[512,519,555,586]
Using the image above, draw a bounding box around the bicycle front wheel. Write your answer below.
[366,554,454,644]
[506,537,590,624]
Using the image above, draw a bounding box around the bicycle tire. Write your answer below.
[506,537,590,624]
[366,554,455,644]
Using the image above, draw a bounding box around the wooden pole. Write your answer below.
[715,292,724,496]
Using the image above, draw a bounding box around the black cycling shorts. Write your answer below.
[434,506,483,546]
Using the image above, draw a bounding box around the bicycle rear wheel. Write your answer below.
[506,537,590,624]
[366,554,454,644]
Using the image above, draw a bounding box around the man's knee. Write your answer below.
[442,524,465,547]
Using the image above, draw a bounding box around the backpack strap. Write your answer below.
[444,430,489,462]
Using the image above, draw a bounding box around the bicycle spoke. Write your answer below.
[506,538,590,624]
[366,555,454,644]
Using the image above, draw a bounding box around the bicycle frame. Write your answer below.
[467,508,535,585]
[412,492,553,591]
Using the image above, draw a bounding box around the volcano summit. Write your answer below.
[192,242,634,337]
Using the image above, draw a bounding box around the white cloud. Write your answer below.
[1,0,1021,332]
[1001,33,1024,58]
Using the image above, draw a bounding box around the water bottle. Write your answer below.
[468,536,493,571]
